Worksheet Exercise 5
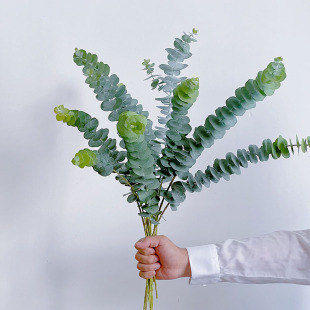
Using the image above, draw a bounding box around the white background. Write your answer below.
[0,0,310,309]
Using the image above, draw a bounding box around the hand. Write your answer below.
[134,235,191,280]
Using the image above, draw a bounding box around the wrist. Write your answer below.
[180,248,191,278]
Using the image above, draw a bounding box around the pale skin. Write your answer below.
[134,235,192,280]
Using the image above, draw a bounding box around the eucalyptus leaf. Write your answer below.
[137,190,157,203]
[142,205,159,214]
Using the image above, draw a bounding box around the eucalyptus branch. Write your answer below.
[142,59,161,90]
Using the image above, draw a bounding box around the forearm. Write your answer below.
[186,229,310,285]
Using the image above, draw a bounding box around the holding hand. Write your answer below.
[134,235,191,280]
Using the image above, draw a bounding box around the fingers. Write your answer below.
[135,236,165,252]
[137,262,161,272]
[135,246,155,256]
[137,261,161,279]
[135,252,159,264]
[139,270,156,279]
[134,236,167,279]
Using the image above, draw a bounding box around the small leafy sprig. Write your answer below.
[142,59,160,90]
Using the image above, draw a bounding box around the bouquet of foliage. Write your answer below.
[54,29,310,309]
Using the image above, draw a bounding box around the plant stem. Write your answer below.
[158,202,170,222]
[143,219,158,310]
[113,170,140,200]
[158,175,176,212]
[113,170,149,234]
[166,175,175,192]
[158,176,163,196]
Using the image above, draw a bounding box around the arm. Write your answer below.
[135,230,310,285]
[188,229,310,285]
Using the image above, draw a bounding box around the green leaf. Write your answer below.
[289,138,294,155]
[301,138,307,153]
[117,111,147,142]
[182,34,191,43]
[174,38,190,54]
[151,218,160,225]
[171,182,186,203]
[193,126,214,148]
[163,191,176,203]
[151,79,159,89]
[194,170,210,188]
[235,87,256,109]
[174,151,196,167]
[188,139,204,159]
[137,190,156,203]
[205,166,220,183]
[192,28,198,34]
[170,160,189,172]
[244,79,266,101]
[205,115,227,133]
[142,205,159,214]
[166,130,182,141]
[138,212,151,218]
[215,107,237,128]
[115,85,126,97]
[187,173,202,192]
[226,97,246,116]
[127,194,136,203]
[72,149,98,168]
[168,61,188,71]
[159,158,170,168]
[237,149,249,168]
[165,48,189,62]
[225,152,241,175]
[93,150,115,176]
[296,135,300,155]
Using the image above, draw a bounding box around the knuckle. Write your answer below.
[139,271,146,279]
[139,271,154,279]
[138,262,160,272]
[135,252,140,261]
[136,253,158,264]
[144,236,151,242]
[137,263,147,271]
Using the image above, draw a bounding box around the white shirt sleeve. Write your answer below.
[186,229,310,285]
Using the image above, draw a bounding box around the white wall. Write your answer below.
[0,0,310,309]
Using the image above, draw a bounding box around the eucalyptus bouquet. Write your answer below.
[54,29,310,310]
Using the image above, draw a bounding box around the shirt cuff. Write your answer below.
[186,244,221,285]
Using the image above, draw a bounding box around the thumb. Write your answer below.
[135,236,162,250]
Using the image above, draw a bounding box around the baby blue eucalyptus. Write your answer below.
[54,28,309,310]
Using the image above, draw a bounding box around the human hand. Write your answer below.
[134,235,191,280]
